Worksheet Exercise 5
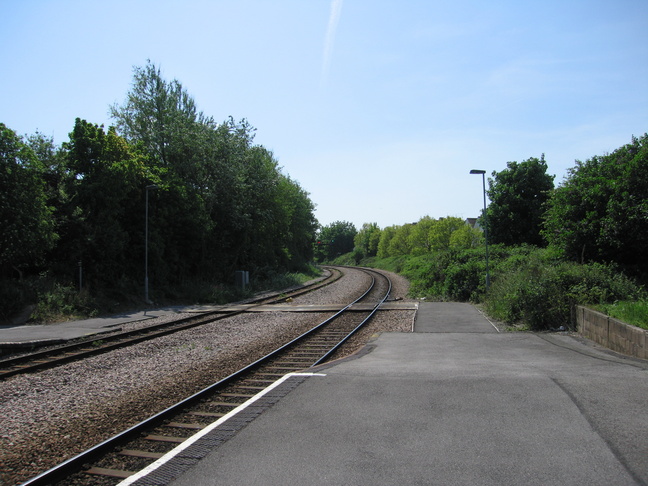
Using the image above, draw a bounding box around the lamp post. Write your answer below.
[145,184,158,304]
[470,170,490,289]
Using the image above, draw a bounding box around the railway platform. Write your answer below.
[118,302,648,486]
[0,306,191,352]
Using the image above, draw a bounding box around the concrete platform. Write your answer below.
[118,302,648,486]
[0,307,187,350]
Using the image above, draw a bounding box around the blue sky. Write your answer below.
[2,0,647,230]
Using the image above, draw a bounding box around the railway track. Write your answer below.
[19,267,392,486]
[0,268,342,380]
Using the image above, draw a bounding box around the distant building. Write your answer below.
[465,218,482,231]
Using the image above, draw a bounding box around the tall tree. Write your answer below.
[388,224,413,256]
[56,119,147,285]
[109,61,216,175]
[377,226,397,258]
[315,221,356,261]
[543,134,648,279]
[0,124,56,277]
[354,223,382,257]
[408,217,435,256]
[428,217,466,251]
[486,155,554,246]
[110,61,317,281]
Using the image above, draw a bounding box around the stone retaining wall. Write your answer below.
[576,305,647,360]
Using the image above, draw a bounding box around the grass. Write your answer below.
[594,301,648,331]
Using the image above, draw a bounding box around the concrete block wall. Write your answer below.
[576,305,647,360]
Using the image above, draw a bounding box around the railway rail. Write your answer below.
[19,267,392,486]
[0,268,343,380]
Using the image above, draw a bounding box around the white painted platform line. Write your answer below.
[477,307,500,333]
[117,372,326,486]
[411,302,419,332]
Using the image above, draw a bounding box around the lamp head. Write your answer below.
[470,169,486,175]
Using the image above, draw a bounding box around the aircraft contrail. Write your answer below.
[321,0,343,87]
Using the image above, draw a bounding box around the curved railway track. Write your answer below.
[19,267,392,486]
[0,268,343,380]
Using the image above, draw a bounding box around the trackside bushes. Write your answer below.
[368,245,645,331]
[484,257,644,330]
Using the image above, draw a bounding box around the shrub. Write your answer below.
[443,259,485,301]
[401,254,449,299]
[485,258,644,330]
[31,281,97,323]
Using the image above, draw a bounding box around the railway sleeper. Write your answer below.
[144,434,186,443]
[206,400,243,407]
[262,366,303,372]
[165,421,206,430]
[188,410,225,418]
[119,449,165,459]
[240,379,276,385]
[252,372,286,378]
[220,392,256,398]
[269,365,310,370]
[236,383,271,389]
[85,466,135,479]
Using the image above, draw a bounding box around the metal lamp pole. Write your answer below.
[145,184,158,304]
[470,170,490,289]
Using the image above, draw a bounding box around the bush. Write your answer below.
[444,259,485,301]
[484,258,644,331]
[401,254,449,299]
[31,281,97,323]
[348,244,645,331]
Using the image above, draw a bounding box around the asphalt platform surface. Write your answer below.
[0,307,192,350]
[112,302,648,486]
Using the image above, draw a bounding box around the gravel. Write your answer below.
[0,267,414,485]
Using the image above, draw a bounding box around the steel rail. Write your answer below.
[18,266,383,486]
[1,267,342,380]
[312,268,392,366]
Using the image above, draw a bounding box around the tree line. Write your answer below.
[1,62,317,318]
[318,134,648,283]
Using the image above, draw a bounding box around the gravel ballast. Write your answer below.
[0,267,414,485]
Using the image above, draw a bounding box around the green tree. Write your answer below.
[377,226,397,258]
[109,61,217,177]
[543,134,648,279]
[315,221,357,261]
[354,222,382,257]
[428,217,466,251]
[276,175,317,269]
[56,119,147,285]
[408,216,435,256]
[388,224,413,256]
[449,224,483,250]
[486,155,554,246]
[110,62,317,281]
[0,124,57,277]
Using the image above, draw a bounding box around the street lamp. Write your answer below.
[145,184,158,304]
[470,170,490,289]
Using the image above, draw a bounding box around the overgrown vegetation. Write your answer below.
[1,61,318,322]
[325,135,648,331]
[338,246,646,331]
[3,60,646,331]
